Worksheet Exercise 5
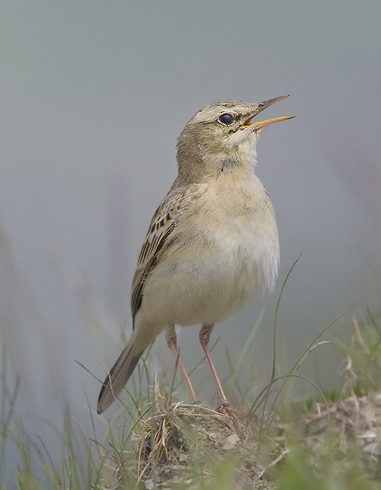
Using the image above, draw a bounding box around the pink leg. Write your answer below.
[199,324,244,437]
[166,325,199,403]
[199,324,229,406]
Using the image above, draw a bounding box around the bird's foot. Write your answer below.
[216,402,246,441]
[190,398,202,405]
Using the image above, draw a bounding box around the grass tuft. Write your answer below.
[2,271,381,488]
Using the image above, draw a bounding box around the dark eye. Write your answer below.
[219,113,233,125]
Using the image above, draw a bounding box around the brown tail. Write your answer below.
[97,341,143,413]
[97,318,166,413]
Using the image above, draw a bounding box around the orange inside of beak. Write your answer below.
[243,115,295,131]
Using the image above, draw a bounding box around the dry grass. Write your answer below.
[98,389,381,489]
[2,308,381,489]
[95,310,381,490]
[98,384,271,489]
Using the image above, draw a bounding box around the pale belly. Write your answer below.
[140,208,279,327]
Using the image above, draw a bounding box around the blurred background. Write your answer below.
[1,0,380,475]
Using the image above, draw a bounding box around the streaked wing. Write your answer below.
[131,184,190,320]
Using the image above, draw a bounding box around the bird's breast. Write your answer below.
[141,176,279,326]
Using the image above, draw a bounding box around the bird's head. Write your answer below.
[176,96,294,183]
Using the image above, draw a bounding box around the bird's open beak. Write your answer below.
[243,95,295,131]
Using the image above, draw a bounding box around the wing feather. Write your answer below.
[130,184,193,320]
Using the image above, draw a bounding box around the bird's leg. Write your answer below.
[199,324,244,437]
[166,324,199,403]
[199,324,229,405]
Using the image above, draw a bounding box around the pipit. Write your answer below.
[97,96,294,422]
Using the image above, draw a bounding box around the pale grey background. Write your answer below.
[1,0,380,475]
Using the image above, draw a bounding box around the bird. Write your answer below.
[97,95,294,416]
